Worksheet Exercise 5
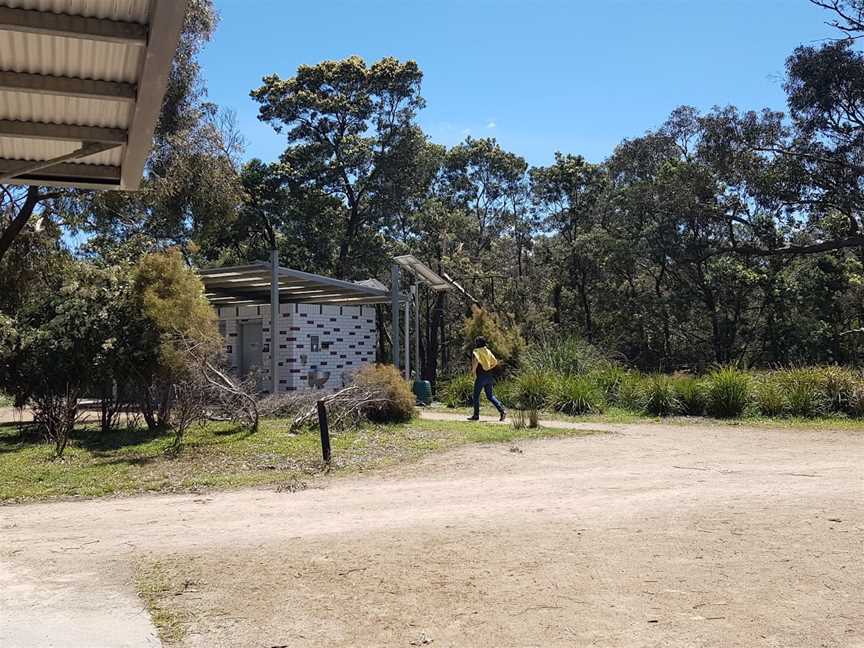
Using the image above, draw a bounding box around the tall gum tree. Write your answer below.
[251,56,433,279]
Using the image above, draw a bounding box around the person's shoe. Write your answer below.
[467,415,480,421]
[499,411,507,422]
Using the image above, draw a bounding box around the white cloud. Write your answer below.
[487,121,497,129]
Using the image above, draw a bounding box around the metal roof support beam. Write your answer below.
[391,263,400,369]
[0,141,118,182]
[270,248,280,395]
[121,0,187,189]
[0,119,126,144]
[200,286,268,303]
[0,158,120,184]
[0,71,136,102]
[0,6,148,45]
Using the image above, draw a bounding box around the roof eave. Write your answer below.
[120,0,188,190]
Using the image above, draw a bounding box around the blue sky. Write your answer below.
[200,0,836,168]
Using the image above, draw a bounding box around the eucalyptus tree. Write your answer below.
[441,137,529,257]
[531,153,607,340]
[65,0,244,272]
[197,158,344,275]
[252,56,435,279]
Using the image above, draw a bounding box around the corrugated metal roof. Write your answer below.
[0,90,132,127]
[0,30,142,81]
[199,263,396,306]
[0,0,186,189]
[0,135,120,163]
[2,0,150,24]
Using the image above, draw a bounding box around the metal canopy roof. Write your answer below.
[199,262,395,307]
[0,0,187,190]
[392,254,451,291]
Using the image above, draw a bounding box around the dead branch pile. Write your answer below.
[258,391,320,420]
[197,358,259,432]
[289,385,396,433]
[175,332,259,432]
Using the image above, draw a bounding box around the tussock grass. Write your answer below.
[439,373,474,408]
[550,375,604,415]
[639,374,681,416]
[704,366,751,418]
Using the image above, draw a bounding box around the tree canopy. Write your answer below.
[7,0,864,392]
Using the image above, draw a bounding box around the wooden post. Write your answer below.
[317,400,331,463]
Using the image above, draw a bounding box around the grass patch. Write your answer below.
[0,415,602,503]
[427,403,864,432]
[428,403,646,424]
[135,560,195,645]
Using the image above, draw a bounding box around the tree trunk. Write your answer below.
[552,284,562,324]
[423,291,444,388]
[0,186,41,263]
[375,304,387,363]
[577,278,593,342]
[336,207,362,279]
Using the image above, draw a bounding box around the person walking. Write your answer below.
[468,336,507,421]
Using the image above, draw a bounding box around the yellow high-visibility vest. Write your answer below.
[473,346,499,371]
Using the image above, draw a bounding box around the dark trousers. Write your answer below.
[473,373,505,416]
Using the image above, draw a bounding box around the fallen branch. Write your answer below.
[289,385,397,433]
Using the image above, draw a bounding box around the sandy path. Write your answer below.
[1,422,863,647]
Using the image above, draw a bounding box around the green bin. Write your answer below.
[412,379,433,405]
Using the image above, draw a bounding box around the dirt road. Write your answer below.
[1,421,862,647]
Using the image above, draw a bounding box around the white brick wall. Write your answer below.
[217,303,377,394]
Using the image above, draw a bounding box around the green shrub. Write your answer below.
[512,371,551,427]
[551,375,604,415]
[704,366,751,418]
[588,366,629,402]
[820,366,858,413]
[753,376,787,417]
[438,373,474,408]
[462,306,524,371]
[353,364,416,423]
[524,336,612,376]
[494,378,515,408]
[778,368,828,418]
[672,375,706,416]
[639,374,680,416]
[615,372,645,411]
[512,371,550,410]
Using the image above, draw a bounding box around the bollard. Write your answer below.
[317,400,331,463]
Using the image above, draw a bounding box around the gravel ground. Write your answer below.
[1,420,862,647]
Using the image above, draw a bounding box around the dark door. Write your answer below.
[240,321,263,378]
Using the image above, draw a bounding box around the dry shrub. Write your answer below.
[847,383,864,418]
[169,380,209,450]
[352,364,416,423]
[31,386,81,457]
[819,366,858,413]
